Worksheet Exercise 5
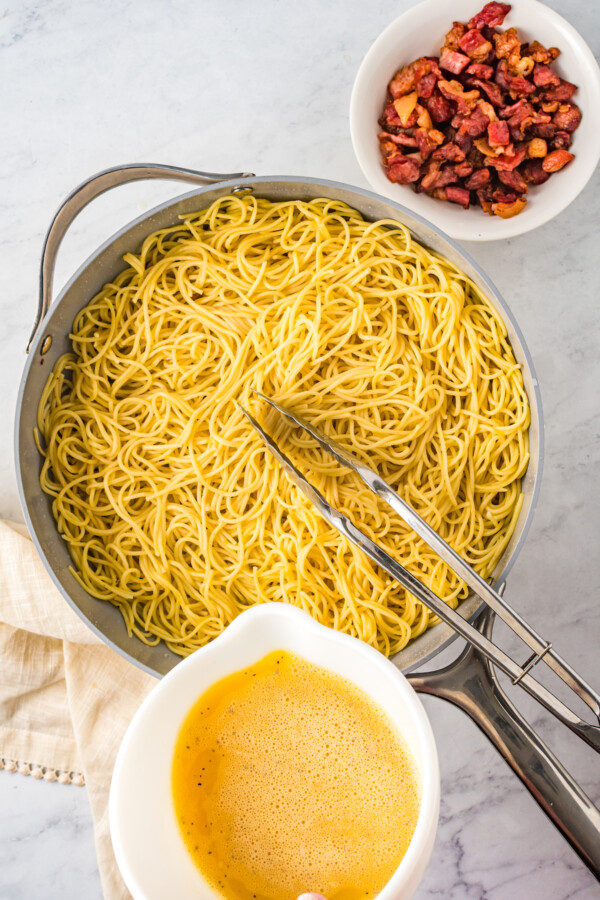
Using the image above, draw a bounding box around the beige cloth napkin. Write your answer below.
[0,519,157,899]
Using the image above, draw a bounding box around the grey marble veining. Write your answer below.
[1,0,599,898]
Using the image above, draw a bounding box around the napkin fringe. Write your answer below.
[0,755,85,785]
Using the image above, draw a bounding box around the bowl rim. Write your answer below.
[109,603,441,900]
[350,0,600,241]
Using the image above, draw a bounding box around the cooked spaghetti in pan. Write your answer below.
[36,194,529,657]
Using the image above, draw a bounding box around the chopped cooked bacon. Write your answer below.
[380,102,403,130]
[377,2,580,218]
[459,28,492,61]
[425,90,455,123]
[476,187,494,213]
[432,141,466,162]
[540,79,577,102]
[442,21,466,53]
[454,131,473,154]
[389,57,432,99]
[466,62,494,79]
[488,120,510,145]
[465,167,491,189]
[416,72,437,98]
[492,187,518,203]
[495,59,535,96]
[532,64,560,88]
[468,3,511,30]
[492,197,527,217]
[498,168,528,193]
[552,103,582,134]
[415,127,440,159]
[386,156,421,184]
[521,158,550,184]
[454,161,474,177]
[378,130,418,148]
[438,79,480,114]
[440,49,470,74]
[421,161,458,190]
[530,122,556,139]
[455,104,490,136]
[493,27,520,59]
[446,185,471,207]
[468,77,504,106]
[542,149,574,172]
[522,40,560,64]
[488,145,526,169]
[552,130,572,151]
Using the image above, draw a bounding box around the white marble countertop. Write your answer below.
[1,0,599,897]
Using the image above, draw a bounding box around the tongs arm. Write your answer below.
[240,396,600,753]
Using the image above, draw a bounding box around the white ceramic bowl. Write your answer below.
[350,0,600,240]
[110,604,440,900]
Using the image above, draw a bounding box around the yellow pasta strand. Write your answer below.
[36,195,530,657]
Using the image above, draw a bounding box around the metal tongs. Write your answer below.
[239,392,600,753]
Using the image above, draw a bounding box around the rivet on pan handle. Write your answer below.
[28,163,255,352]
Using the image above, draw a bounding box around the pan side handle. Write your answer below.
[28,163,255,351]
[407,607,600,880]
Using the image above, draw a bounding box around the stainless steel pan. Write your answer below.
[15,164,600,877]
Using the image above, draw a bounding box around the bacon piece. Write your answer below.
[468,3,511,30]
[459,28,493,61]
[454,130,473,154]
[476,188,494,213]
[465,168,491,189]
[432,141,466,162]
[446,185,471,208]
[541,100,560,114]
[492,197,527,218]
[414,128,438,159]
[532,64,560,88]
[542,149,574,172]
[522,40,560,64]
[440,49,470,74]
[454,161,474,177]
[438,79,480,114]
[553,103,581,133]
[493,27,520,60]
[468,78,504,106]
[531,122,556,139]
[420,161,458,190]
[425,90,455,123]
[539,80,576,102]
[442,21,466,53]
[499,98,530,119]
[552,130,572,151]
[379,102,403,130]
[521,158,550,185]
[378,130,418,148]
[389,57,432,99]
[488,145,526,170]
[488,120,509,146]
[498,168,528,193]
[416,72,437,99]
[495,59,535,96]
[492,188,518,203]
[527,138,547,157]
[393,92,419,126]
[509,109,551,139]
[386,156,421,184]
[454,104,490,136]
[466,62,494,79]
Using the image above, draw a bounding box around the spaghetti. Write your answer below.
[36,194,530,657]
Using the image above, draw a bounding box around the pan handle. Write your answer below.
[407,607,600,880]
[28,162,255,352]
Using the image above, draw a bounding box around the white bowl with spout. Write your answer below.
[110,604,440,899]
